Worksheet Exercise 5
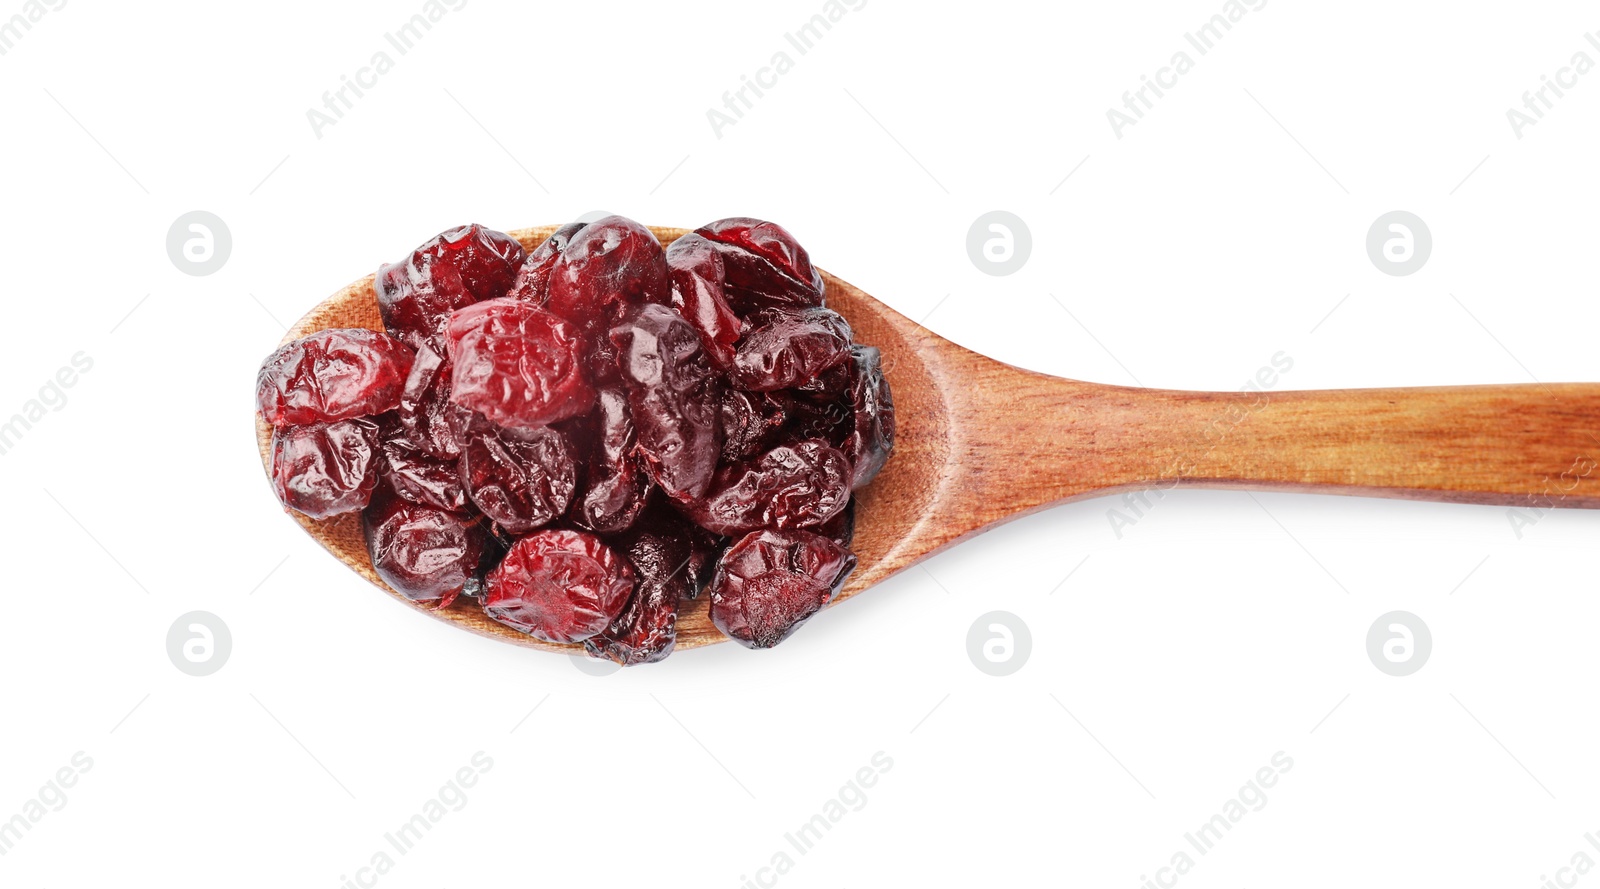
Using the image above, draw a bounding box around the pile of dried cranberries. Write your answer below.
[256,217,894,664]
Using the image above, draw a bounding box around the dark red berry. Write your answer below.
[547,215,670,336]
[377,224,527,352]
[623,503,725,599]
[569,388,651,533]
[695,217,825,313]
[719,389,788,462]
[685,522,728,598]
[816,499,856,550]
[576,467,653,535]
[794,358,851,399]
[730,307,852,392]
[483,530,635,643]
[708,529,856,649]
[459,426,576,536]
[611,303,722,502]
[445,298,595,430]
[584,521,689,665]
[257,329,414,427]
[697,218,823,293]
[269,418,381,519]
[378,421,470,514]
[665,233,741,371]
[584,567,677,665]
[845,345,896,488]
[679,439,851,536]
[510,222,587,306]
[779,391,853,451]
[363,486,489,609]
[397,346,465,460]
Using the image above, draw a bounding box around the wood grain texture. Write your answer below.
[255,225,1600,654]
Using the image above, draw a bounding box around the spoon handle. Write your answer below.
[929,372,1600,549]
[1100,382,1600,508]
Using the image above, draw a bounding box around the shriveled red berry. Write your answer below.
[611,303,722,502]
[584,568,676,665]
[708,529,856,649]
[794,357,851,399]
[697,218,823,293]
[583,521,689,665]
[363,487,489,609]
[624,503,725,599]
[665,233,741,371]
[377,224,527,352]
[679,439,851,536]
[459,426,576,536]
[816,499,856,550]
[396,346,466,460]
[731,306,852,392]
[779,391,853,451]
[569,388,651,533]
[445,298,595,430]
[547,215,670,336]
[845,345,896,488]
[695,217,825,313]
[378,422,470,514]
[510,222,587,306]
[685,522,728,598]
[719,389,787,462]
[666,508,725,600]
[257,329,413,426]
[269,418,381,519]
[484,530,635,643]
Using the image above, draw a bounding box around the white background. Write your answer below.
[2,1,1598,886]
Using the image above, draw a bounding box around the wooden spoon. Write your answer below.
[255,225,1600,653]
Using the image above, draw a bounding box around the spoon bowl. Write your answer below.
[256,226,947,653]
[257,225,1600,654]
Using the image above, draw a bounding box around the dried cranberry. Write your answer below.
[257,329,414,426]
[708,529,856,649]
[816,499,856,550]
[444,398,504,445]
[664,233,741,371]
[547,215,670,336]
[584,520,691,665]
[779,391,853,451]
[685,522,728,598]
[510,222,587,306]
[794,359,851,399]
[483,530,635,643]
[396,346,465,459]
[695,217,824,313]
[679,439,851,536]
[269,418,381,519]
[730,306,852,392]
[378,422,470,514]
[611,303,722,502]
[363,486,489,609]
[584,568,677,665]
[569,388,651,533]
[445,298,595,430]
[697,218,823,293]
[621,503,724,598]
[377,224,527,351]
[576,469,652,535]
[844,345,896,488]
[719,389,787,462]
[459,426,576,536]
